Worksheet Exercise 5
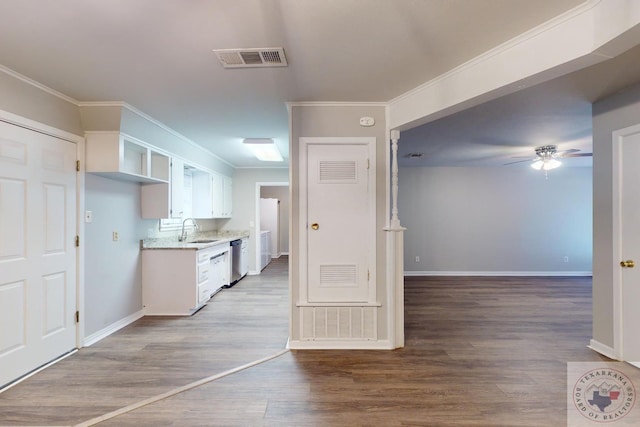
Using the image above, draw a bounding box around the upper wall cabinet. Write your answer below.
[85,132,169,183]
[86,132,232,219]
[211,173,232,218]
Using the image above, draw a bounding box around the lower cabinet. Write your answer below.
[142,243,230,315]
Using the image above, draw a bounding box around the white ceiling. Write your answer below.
[4,0,638,170]
[398,42,640,167]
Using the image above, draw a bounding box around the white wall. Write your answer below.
[84,174,157,336]
[289,104,391,345]
[400,166,592,274]
[0,70,83,136]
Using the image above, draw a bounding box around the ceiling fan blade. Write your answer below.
[562,153,592,158]
[556,148,581,155]
[504,158,534,165]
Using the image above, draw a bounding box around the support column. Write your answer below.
[384,129,406,348]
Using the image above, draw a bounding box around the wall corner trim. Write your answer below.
[404,271,592,277]
[82,309,144,347]
[588,339,619,360]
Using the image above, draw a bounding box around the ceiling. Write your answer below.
[398,42,640,168]
[0,0,594,168]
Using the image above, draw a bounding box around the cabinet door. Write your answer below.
[223,176,233,217]
[170,158,184,218]
[192,169,212,218]
[211,173,224,218]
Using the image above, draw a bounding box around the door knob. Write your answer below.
[311,223,319,230]
[620,260,635,268]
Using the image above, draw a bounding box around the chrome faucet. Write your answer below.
[179,218,199,242]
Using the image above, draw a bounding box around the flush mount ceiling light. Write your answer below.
[243,138,283,162]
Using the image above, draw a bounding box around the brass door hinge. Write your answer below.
[75,236,80,247]
[75,311,80,323]
[76,160,80,172]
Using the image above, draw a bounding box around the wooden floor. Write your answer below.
[0,263,609,426]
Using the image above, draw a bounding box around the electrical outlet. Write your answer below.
[85,210,92,223]
[415,256,420,263]
[563,256,569,263]
[112,231,119,242]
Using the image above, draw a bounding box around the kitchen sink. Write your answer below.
[188,239,218,244]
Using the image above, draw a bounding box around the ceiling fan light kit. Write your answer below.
[531,157,561,170]
[530,145,562,172]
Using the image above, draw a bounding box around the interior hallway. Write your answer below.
[0,259,610,426]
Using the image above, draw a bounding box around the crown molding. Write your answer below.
[287,101,388,108]
[389,0,603,106]
[0,64,79,105]
[78,101,235,168]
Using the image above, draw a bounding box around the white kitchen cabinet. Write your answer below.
[191,167,213,218]
[86,132,169,183]
[211,173,224,218]
[211,173,232,218]
[209,251,230,291]
[142,243,230,315]
[141,157,187,219]
[223,176,233,217]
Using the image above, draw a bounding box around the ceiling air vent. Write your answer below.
[213,47,288,68]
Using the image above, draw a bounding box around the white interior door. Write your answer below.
[0,121,77,387]
[615,125,640,365]
[302,138,375,303]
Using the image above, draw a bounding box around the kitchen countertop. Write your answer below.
[142,231,249,250]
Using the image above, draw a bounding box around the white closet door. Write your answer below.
[615,127,640,365]
[304,140,374,303]
[0,121,77,387]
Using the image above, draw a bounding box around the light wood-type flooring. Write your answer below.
[0,260,612,426]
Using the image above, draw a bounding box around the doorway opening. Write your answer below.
[255,182,289,273]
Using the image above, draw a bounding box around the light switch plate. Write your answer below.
[85,210,92,223]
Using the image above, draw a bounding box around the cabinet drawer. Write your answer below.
[197,263,210,283]
[198,282,212,304]
[198,250,212,263]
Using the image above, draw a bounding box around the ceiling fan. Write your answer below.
[505,145,592,171]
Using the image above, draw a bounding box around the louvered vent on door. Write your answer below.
[320,265,357,287]
[319,160,357,182]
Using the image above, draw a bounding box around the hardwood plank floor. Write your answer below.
[0,266,610,426]
[0,257,289,426]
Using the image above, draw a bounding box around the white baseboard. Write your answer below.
[248,270,260,276]
[83,309,144,347]
[588,339,619,360]
[287,339,394,350]
[280,252,289,256]
[404,271,592,277]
